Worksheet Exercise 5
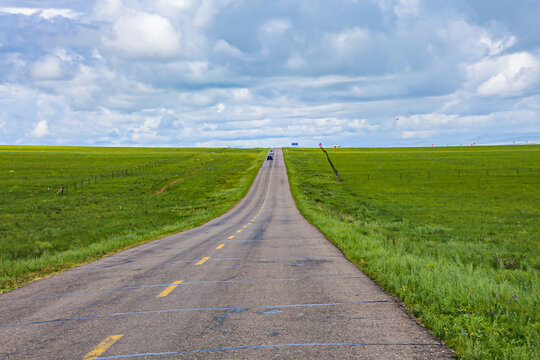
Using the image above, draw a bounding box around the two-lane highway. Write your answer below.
[0,148,453,359]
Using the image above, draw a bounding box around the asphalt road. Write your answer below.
[0,148,453,359]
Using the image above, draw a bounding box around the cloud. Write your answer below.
[213,39,243,58]
[103,12,181,59]
[30,120,50,137]
[0,7,82,19]
[260,19,290,35]
[30,55,64,80]
[1,0,539,147]
[471,52,540,97]
[394,0,420,18]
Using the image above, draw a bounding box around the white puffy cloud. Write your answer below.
[30,55,63,80]
[470,52,540,97]
[30,120,50,138]
[213,39,243,57]
[260,19,291,35]
[394,0,420,18]
[103,11,181,59]
[0,7,82,19]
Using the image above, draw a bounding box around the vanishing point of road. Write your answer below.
[0,148,453,359]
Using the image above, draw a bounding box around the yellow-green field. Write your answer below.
[284,145,539,360]
[0,146,265,293]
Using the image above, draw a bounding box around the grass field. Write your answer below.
[0,146,265,293]
[284,145,539,360]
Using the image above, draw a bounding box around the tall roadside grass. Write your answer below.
[283,146,539,360]
[0,146,266,293]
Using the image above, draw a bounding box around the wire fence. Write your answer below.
[358,167,540,182]
[53,158,182,195]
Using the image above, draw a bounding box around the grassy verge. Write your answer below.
[0,146,266,293]
[283,145,539,360]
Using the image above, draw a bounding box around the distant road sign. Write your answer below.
[291,142,298,146]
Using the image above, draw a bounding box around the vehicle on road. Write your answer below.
[267,154,273,160]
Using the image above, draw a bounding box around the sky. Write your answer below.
[0,0,539,148]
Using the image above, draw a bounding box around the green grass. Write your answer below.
[283,145,539,360]
[0,146,266,293]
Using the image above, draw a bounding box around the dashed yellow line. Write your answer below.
[84,335,124,359]
[195,256,210,265]
[157,280,183,298]
[222,152,273,245]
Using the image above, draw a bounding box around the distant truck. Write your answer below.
[333,145,341,148]
[267,149,274,160]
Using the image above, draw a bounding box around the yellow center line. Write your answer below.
[236,229,242,233]
[243,225,247,228]
[228,235,235,239]
[157,280,183,298]
[84,335,124,360]
[216,243,225,249]
[195,256,210,265]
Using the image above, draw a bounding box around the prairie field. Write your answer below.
[0,146,265,293]
[284,145,539,359]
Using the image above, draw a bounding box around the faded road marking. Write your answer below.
[2,301,390,329]
[83,334,123,359]
[195,257,210,265]
[4,276,363,301]
[216,244,225,249]
[89,342,437,359]
[157,280,183,298]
